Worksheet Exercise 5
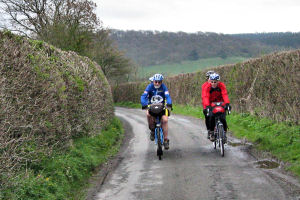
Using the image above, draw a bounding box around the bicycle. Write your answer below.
[207,102,231,157]
[143,95,171,160]
[148,103,167,160]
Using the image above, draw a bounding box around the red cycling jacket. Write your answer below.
[201,82,210,108]
[202,81,230,109]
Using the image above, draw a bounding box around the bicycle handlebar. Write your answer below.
[227,109,231,115]
[206,105,231,116]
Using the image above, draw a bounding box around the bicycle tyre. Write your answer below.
[218,124,225,157]
[214,136,217,149]
[156,128,163,160]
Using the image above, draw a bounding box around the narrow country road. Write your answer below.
[94,107,300,200]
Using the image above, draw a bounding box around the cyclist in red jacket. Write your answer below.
[201,71,215,139]
[202,73,231,141]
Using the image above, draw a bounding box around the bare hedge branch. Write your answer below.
[0,31,113,187]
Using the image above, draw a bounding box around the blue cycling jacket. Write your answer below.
[141,83,172,107]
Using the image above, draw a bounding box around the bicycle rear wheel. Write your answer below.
[214,135,217,149]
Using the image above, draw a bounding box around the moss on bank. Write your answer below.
[0,30,114,192]
[0,118,123,200]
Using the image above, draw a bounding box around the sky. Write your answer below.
[93,0,300,34]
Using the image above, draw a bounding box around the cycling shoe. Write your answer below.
[164,139,170,150]
[150,131,155,141]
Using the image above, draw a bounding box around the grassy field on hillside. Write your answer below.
[138,56,248,78]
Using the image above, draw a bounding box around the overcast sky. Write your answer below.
[93,0,300,34]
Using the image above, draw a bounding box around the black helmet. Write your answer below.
[205,71,215,79]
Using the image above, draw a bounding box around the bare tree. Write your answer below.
[0,0,100,37]
[90,30,133,82]
[0,0,134,82]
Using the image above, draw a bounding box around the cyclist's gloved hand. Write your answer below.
[206,106,212,116]
[225,103,231,111]
[167,104,173,111]
[142,105,148,110]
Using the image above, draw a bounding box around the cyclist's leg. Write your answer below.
[208,115,216,141]
[203,109,210,130]
[220,113,227,132]
[162,114,169,149]
[147,110,155,131]
[207,114,215,131]
[203,109,211,138]
[161,115,168,140]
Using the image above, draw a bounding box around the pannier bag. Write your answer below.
[149,103,164,116]
[211,102,225,116]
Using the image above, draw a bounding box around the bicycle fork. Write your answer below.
[155,117,164,145]
[215,120,224,140]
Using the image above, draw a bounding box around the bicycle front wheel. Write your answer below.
[218,125,225,157]
[156,128,163,160]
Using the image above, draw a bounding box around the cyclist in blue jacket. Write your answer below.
[141,74,172,149]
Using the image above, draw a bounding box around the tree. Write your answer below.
[188,49,199,61]
[218,49,227,59]
[0,0,99,38]
[89,30,133,82]
[0,0,100,55]
[0,0,134,82]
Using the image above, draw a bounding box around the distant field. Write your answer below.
[138,56,249,78]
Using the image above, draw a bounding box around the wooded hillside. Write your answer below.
[110,30,300,66]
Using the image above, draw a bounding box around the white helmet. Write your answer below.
[153,74,164,81]
[209,73,220,81]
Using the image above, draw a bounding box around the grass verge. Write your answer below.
[228,113,300,177]
[115,102,300,178]
[0,117,124,200]
[114,101,141,109]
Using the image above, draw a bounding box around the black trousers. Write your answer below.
[203,109,210,130]
[208,113,228,132]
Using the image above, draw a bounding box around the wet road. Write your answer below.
[95,107,300,200]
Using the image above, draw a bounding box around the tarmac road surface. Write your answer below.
[94,107,300,200]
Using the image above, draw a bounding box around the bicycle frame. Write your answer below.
[207,102,228,157]
[154,116,164,146]
[148,104,165,160]
[214,116,225,138]
[213,114,226,156]
[147,98,170,160]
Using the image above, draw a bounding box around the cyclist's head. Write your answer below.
[153,74,163,88]
[209,73,220,81]
[153,74,164,81]
[149,76,154,82]
[205,70,215,80]
[209,73,220,88]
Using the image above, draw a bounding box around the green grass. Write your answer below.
[115,102,300,178]
[138,56,248,78]
[0,117,124,200]
[228,113,300,177]
[171,104,204,119]
[114,101,141,109]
